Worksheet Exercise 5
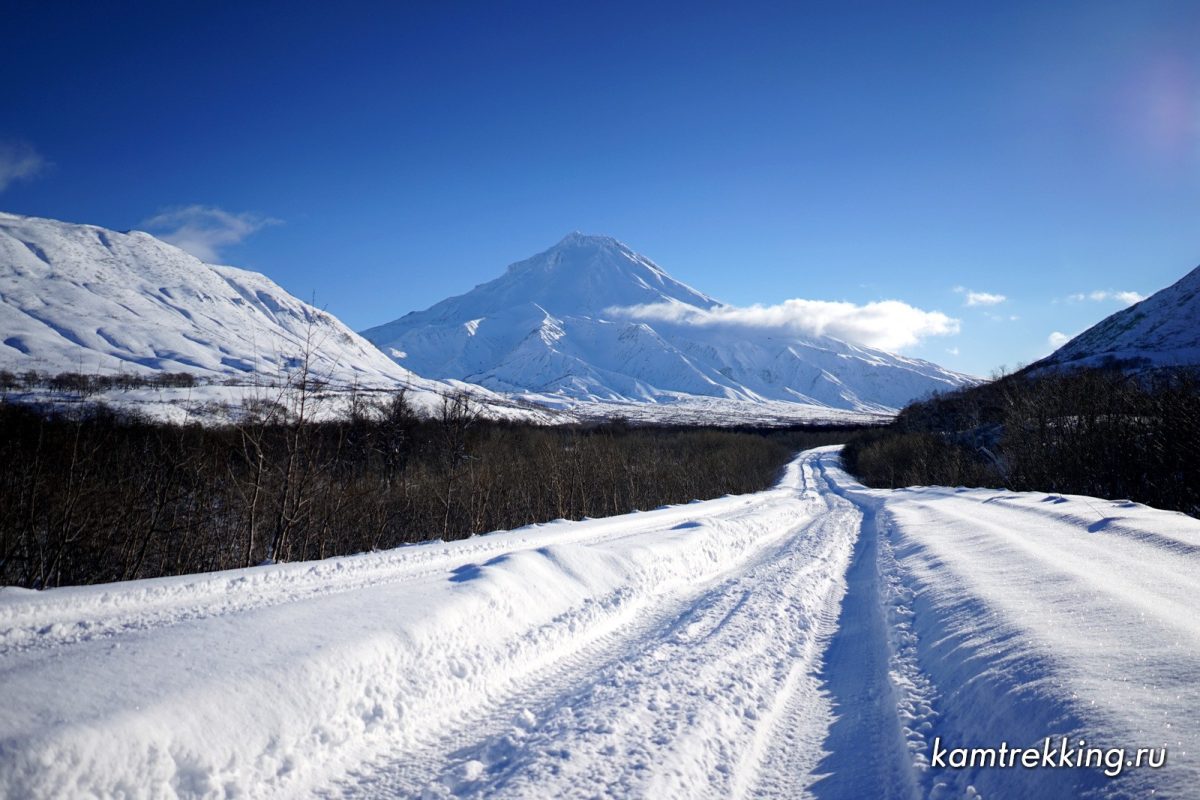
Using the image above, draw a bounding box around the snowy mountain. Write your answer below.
[1037,263,1200,372]
[0,211,420,385]
[363,233,974,413]
[0,212,562,422]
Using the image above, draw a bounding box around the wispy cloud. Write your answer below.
[1047,330,1074,349]
[0,141,46,192]
[1067,290,1145,305]
[141,205,281,262]
[609,299,960,352]
[953,286,1007,306]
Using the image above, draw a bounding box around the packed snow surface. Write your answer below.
[363,233,975,414]
[1038,263,1200,372]
[1,449,1196,798]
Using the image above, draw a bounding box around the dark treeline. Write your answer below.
[1,368,200,395]
[843,366,1200,517]
[0,390,857,589]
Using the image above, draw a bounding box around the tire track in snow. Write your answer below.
[729,497,861,800]
[321,453,858,799]
[321,531,794,798]
[799,456,923,800]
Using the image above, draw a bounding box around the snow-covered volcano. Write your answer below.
[0,211,432,386]
[1036,264,1200,373]
[363,233,974,413]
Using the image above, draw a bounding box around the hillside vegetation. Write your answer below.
[843,366,1200,517]
[0,388,859,589]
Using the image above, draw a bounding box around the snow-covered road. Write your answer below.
[1,448,1197,798]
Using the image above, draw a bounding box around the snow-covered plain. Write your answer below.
[2,381,568,426]
[516,392,891,427]
[1,448,1196,798]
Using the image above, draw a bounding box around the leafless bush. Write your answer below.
[0,390,844,589]
[844,367,1200,517]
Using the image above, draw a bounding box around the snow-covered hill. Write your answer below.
[0,211,421,385]
[1038,263,1200,372]
[363,233,974,413]
[0,212,561,422]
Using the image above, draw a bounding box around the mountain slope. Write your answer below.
[0,212,564,423]
[363,233,973,413]
[0,211,428,387]
[1037,264,1200,372]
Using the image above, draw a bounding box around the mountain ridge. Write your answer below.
[1037,264,1200,373]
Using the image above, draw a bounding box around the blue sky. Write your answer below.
[2,0,1197,377]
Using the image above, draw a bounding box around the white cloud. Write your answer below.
[946,346,960,356]
[1067,290,1145,306]
[141,205,281,261]
[953,286,1006,306]
[0,141,46,192]
[1047,330,1073,348]
[967,291,1006,306]
[609,298,961,352]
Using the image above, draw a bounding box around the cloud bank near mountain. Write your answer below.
[608,297,961,352]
